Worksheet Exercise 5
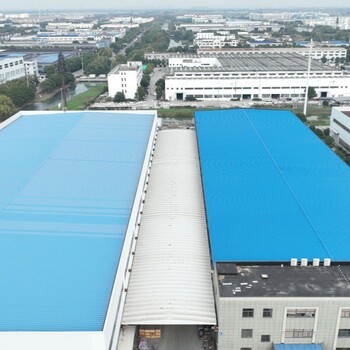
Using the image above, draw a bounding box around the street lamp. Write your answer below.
[303,38,313,116]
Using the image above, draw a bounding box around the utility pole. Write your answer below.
[58,52,67,111]
[303,38,313,116]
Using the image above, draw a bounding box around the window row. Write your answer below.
[242,308,273,318]
[242,328,313,339]
[241,330,270,342]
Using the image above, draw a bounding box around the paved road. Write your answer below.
[158,326,203,350]
[146,67,165,102]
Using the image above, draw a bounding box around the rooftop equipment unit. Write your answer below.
[313,258,320,266]
[301,258,308,267]
[290,258,298,266]
[324,258,331,266]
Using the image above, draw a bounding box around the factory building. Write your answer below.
[2,108,350,350]
[330,107,350,151]
[197,46,348,61]
[0,53,25,84]
[164,53,350,101]
[195,108,350,350]
[0,110,158,350]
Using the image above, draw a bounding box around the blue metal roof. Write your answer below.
[195,109,350,263]
[274,344,324,350]
[0,111,154,331]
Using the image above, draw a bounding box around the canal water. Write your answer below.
[23,82,99,111]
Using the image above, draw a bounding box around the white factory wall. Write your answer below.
[108,63,142,100]
[0,56,25,84]
[330,107,350,152]
[24,60,38,76]
[165,75,350,101]
[217,296,350,350]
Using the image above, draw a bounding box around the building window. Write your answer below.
[286,309,316,318]
[261,335,271,342]
[242,309,254,317]
[341,310,350,318]
[263,309,273,318]
[241,329,253,338]
[285,329,313,338]
[339,329,350,337]
[241,348,252,350]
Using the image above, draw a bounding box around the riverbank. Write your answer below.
[51,83,108,111]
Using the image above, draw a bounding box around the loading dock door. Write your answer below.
[176,93,184,100]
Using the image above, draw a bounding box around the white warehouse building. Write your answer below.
[165,53,350,101]
[194,32,239,48]
[108,61,142,100]
[197,46,348,61]
[0,53,25,84]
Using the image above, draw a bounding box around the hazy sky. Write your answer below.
[1,0,350,11]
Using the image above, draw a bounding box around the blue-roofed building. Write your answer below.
[195,108,350,263]
[195,108,350,350]
[0,110,157,350]
[36,53,74,74]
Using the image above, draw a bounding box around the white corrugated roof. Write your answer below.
[122,129,216,325]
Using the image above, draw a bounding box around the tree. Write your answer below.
[321,56,327,64]
[140,74,151,89]
[114,92,125,103]
[98,48,113,58]
[144,63,154,75]
[113,54,127,66]
[85,56,111,76]
[308,87,317,99]
[57,52,67,110]
[0,78,36,107]
[0,95,16,121]
[135,86,146,101]
[155,78,165,99]
[185,95,196,101]
[295,112,306,123]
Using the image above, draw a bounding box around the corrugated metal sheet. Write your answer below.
[0,111,155,331]
[195,108,350,262]
[122,130,216,325]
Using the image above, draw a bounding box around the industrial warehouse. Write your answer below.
[1,108,350,350]
[164,53,350,101]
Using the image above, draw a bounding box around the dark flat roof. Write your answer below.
[217,263,350,298]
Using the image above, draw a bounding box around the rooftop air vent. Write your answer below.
[313,258,320,267]
[301,258,308,267]
[324,258,331,266]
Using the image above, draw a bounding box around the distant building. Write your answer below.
[330,107,350,152]
[146,46,347,63]
[0,53,25,84]
[164,53,350,101]
[194,32,239,48]
[23,58,39,76]
[108,61,142,99]
[36,53,74,74]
